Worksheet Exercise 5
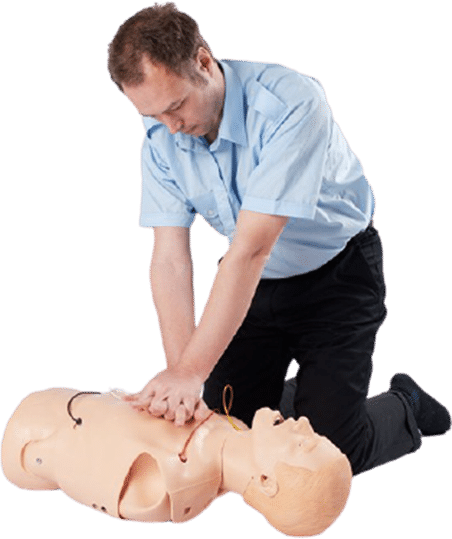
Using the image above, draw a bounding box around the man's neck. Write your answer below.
[204,60,225,145]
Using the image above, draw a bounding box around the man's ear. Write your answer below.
[196,47,213,71]
[257,473,278,497]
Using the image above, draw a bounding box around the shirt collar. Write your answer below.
[175,59,248,151]
[215,60,248,147]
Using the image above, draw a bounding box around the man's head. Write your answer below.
[108,3,224,140]
[108,3,211,90]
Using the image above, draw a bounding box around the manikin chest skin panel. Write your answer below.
[2,389,231,522]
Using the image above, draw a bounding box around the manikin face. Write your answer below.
[122,49,225,143]
[244,409,352,537]
[250,408,346,474]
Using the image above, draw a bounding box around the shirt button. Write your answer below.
[207,210,214,216]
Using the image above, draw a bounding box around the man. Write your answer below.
[108,3,450,474]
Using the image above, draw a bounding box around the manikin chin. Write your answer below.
[2,388,352,536]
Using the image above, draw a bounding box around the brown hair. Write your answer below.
[108,3,213,91]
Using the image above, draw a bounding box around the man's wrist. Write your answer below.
[172,360,207,384]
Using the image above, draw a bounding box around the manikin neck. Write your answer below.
[221,429,254,495]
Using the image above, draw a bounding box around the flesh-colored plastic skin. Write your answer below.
[2,389,352,535]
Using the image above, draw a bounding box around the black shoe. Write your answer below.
[391,373,451,436]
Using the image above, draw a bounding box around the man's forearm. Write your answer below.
[177,248,267,380]
[151,259,195,369]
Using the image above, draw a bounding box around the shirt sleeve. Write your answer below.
[241,80,330,220]
[140,134,195,228]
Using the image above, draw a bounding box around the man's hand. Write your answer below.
[122,367,210,426]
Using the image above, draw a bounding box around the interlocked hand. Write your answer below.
[122,367,210,426]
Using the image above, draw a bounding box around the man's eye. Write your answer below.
[171,102,184,112]
[273,416,284,426]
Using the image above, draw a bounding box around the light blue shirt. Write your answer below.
[140,59,374,278]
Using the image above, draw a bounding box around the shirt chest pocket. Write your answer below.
[189,193,224,234]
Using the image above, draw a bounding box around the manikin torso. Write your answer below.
[3,387,352,536]
[7,389,239,522]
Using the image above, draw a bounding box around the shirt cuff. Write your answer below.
[241,196,316,220]
[139,212,195,227]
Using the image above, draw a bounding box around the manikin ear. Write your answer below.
[257,473,278,497]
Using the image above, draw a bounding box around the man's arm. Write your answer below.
[124,210,288,425]
[150,226,195,369]
[176,210,288,379]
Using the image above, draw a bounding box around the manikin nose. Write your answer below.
[293,416,315,435]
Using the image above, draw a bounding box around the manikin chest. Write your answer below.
[21,391,226,522]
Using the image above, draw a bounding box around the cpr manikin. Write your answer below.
[2,388,352,536]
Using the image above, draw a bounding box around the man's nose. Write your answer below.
[163,116,182,135]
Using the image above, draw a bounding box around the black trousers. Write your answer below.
[203,225,421,475]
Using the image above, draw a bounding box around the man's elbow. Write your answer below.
[224,245,272,270]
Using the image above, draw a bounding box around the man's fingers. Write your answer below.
[164,406,176,421]
[182,396,196,418]
[163,397,195,424]
[130,403,146,412]
[149,398,168,417]
[130,393,153,409]
[123,385,157,410]
[121,370,205,425]
[194,399,211,421]
[174,404,188,427]
[121,394,135,402]
[122,392,143,403]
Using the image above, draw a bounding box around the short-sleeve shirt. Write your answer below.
[140,59,374,279]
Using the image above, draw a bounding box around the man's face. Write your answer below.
[122,52,225,142]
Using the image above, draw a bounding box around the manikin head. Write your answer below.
[242,409,352,536]
[2,389,352,536]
